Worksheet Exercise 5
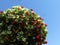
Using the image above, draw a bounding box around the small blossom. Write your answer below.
[45,24,47,27]
[12,20,17,24]
[37,42,40,45]
[30,9,33,11]
[43,40,47,44]
[21,6,24,8]
[0,11,3,14]
[39,38,43,41]
[39,17,43,20]
[31,11,35,14]
[36,21,40,24]
[35,34,41,39]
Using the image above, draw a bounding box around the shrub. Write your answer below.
[0,6,48,45]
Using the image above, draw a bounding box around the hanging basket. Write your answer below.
[0,6,48,45]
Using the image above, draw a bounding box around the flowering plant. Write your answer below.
[0,6,48,45]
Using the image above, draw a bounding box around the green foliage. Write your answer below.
[0,6,48,45]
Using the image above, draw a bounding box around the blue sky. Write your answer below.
[0,0,60,45]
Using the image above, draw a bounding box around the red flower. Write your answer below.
[37,42,41,45]
[43,41,47,44]
[36,21,40,24]
[35,25,40,28]
[37,42,40,45]
[12,21,17,24]
[35,34,41,39]
[19,23,24,28]
[36,35,40,39]
[39,38,43,41]
[31,21,35,25]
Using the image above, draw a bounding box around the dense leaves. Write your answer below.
[0,6,48,45]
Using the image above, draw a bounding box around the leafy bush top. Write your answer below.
[0,6,48,45]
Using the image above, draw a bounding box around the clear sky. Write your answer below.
[0,0,60,45]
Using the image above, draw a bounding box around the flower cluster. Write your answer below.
[0,6,48,45]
